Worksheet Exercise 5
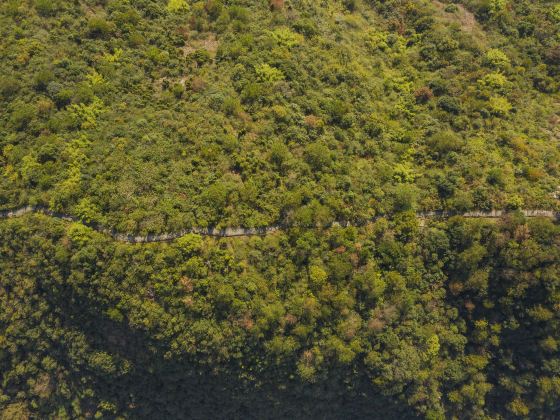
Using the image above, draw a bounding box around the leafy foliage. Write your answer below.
[0,0,557,233]
[1,213,559,418]
[0,0,559,418]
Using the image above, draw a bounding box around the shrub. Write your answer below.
[270,28,303,48]
[74,198,102,223]
[435,172,458,198]
[309,265,328,289]
[450,191,474,212]
[67,97,104,129]
[487,96,512,117]
[46,81,62,97]
[113,8,141,26]
[222,96,241,116]
[326,99,350,125]
[270,141,290,167]
[87,17,115,39]
[293,18,318,37]
[255,64,285,83]
[10,104,35,131]
[550,4,560,22]
[37,141,59,163]
[473,187,493,211]
[506,194,524,210]
[427,131,464,155]
[167,0,189,13]
[89,352,116,375]
[128,31,145,47]
[0,77,19,98]
[37,98,54,114]
[445,4,459,13]
[73,83,94,105]
[33,69,54,92]
[343,0,357,12]
[484,49,510,70]
[190,49,211,66]
[146,47,169,64]
[0,403,29,420]
[304,143,332,171]
[20,155,41,185]
[414,86,434,104]
[172,83,185,99]
[532,74,557,93]
[473,0,507,21]
[176,234,203,255]
[189,77,207,92]
[419,43,438,63]
[229,6,250,23]
[269,0,284,11]
[488,0,507,16]
[35,0,58,16]
[415,16,435,32]
[66,223,93,246]
[437,96,462,114]
[393,164,416,183]
[202,182,229,209]
[392,184,418,211]
[304,115,324,130]
[435,35,459,53]
[523,167,545,181]
[487,168,506,187]
[544,45,560,66]
[477,73,509,96]
[429,78,448,96]
[205,0,223,20]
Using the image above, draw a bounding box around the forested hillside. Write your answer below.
[2,214,560,418]
[1,0,559,419]
[1,0,559,232]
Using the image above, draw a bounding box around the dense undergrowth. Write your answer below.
[1,0,559,233]
[1,0,560,418]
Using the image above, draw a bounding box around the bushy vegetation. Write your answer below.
[1,0,559,418]
[0,0,558,233]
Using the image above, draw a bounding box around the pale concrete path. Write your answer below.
[0,206,558,243]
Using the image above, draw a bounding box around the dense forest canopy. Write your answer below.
[1,0,559,419]
[2,213,560,418]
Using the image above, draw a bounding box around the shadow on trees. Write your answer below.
[60,290,415,419]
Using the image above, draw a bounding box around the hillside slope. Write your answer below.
[1,1,560,419]
[1,0,559,233]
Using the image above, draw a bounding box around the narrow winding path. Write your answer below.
[1,206,558,243]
